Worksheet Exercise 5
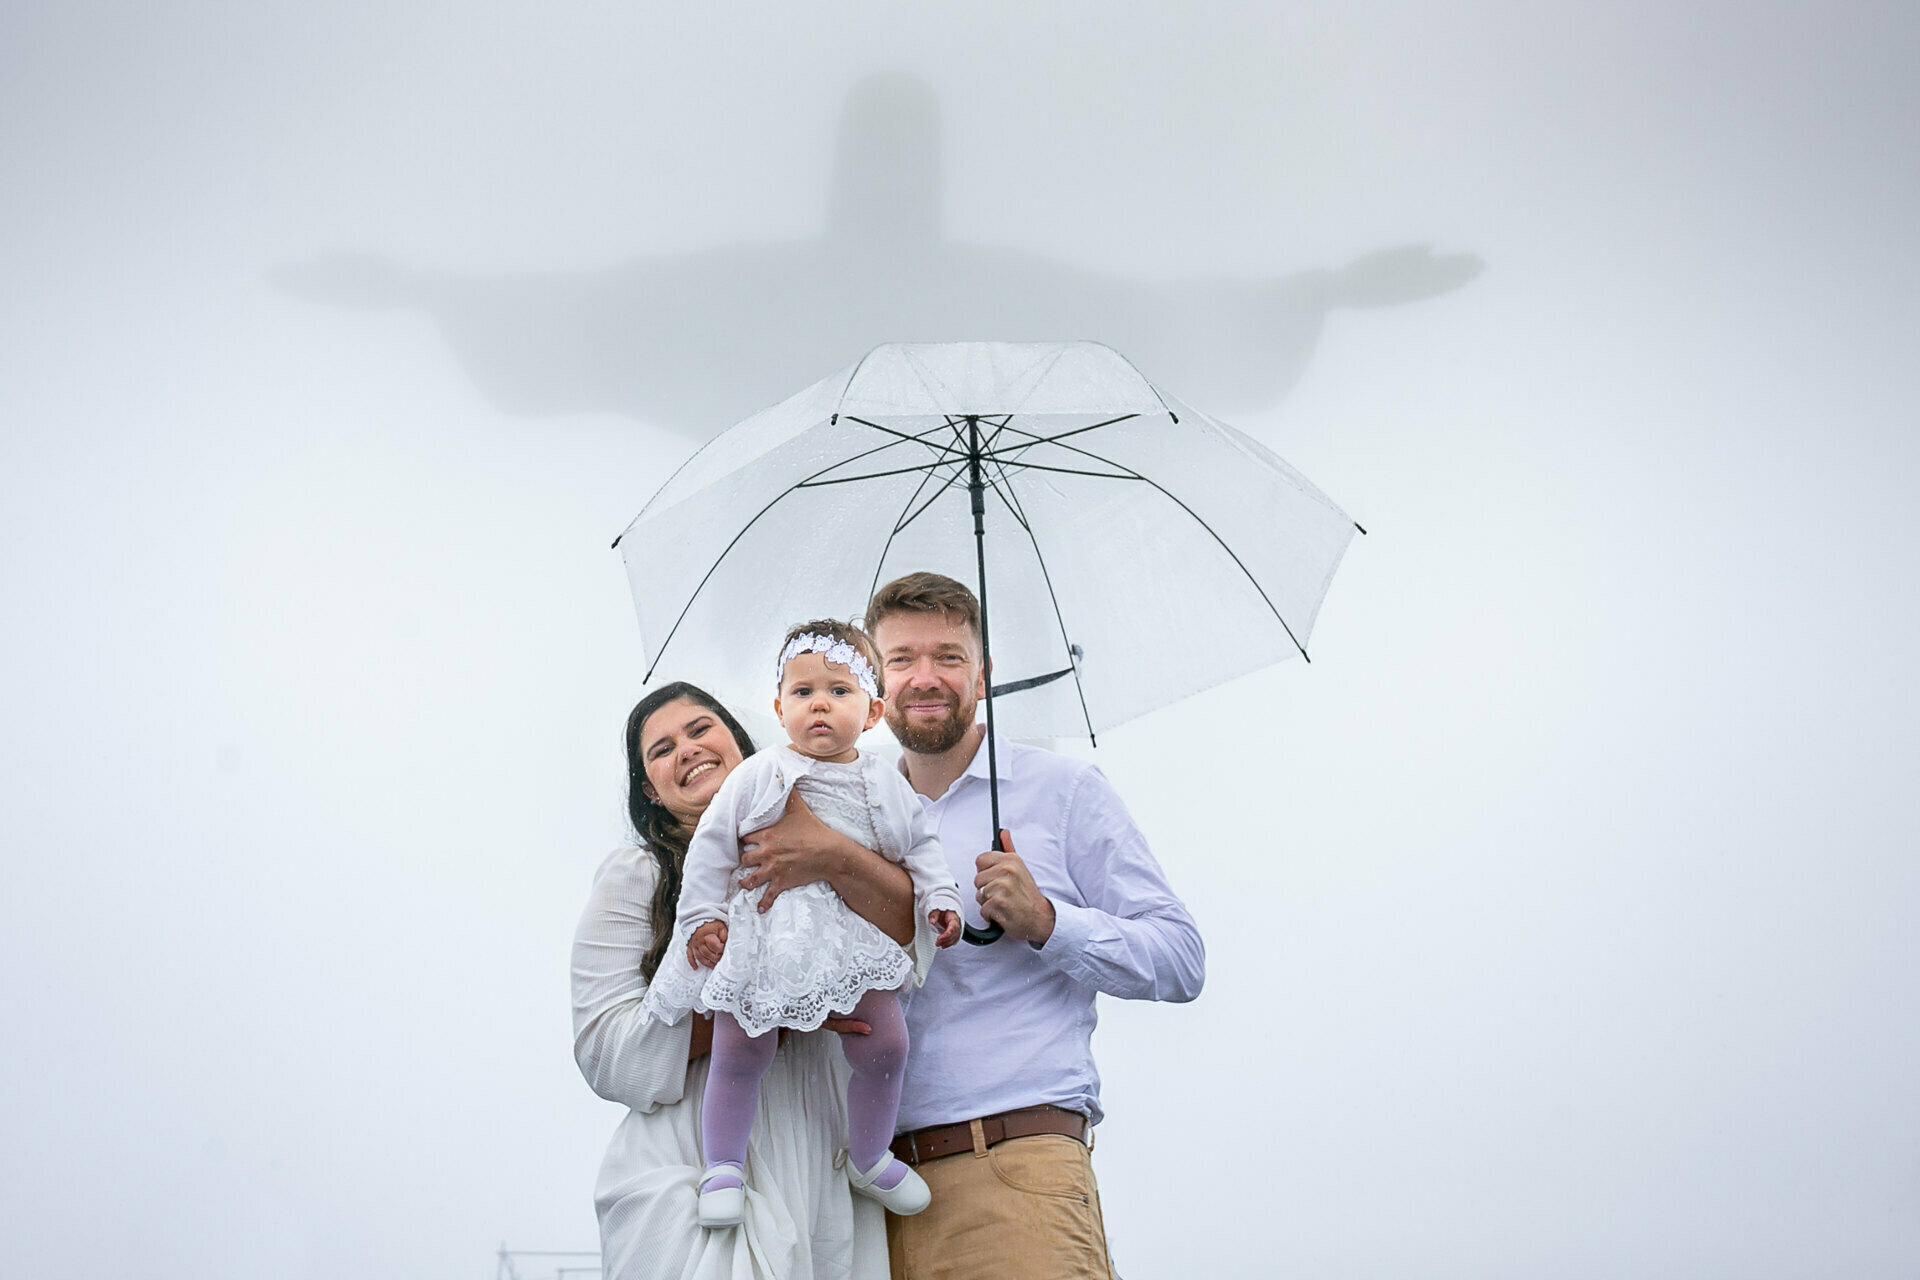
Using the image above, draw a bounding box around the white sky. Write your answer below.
[3,3,1917,1277]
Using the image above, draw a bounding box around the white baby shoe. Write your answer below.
[697,1165,746,1228]
[847,1154,931,1216]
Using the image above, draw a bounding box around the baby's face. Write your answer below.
[774,651,883,762]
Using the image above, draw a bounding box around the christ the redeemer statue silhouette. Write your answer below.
[277,73,1481,435]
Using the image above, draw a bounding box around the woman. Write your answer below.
[572,683,929,1279]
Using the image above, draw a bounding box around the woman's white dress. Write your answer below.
[642,747,963,1037]
[572,846,903,1280]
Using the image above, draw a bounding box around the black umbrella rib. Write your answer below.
[980,446,1031,532]
[644,437,950,681]
[941,416,971,460]
[982,470,1030,533]
[991,668,1075,696]
[984,424,1313,663]
[811,420,970,477]
[841,415,971,460]
[956,414,1135,482]
[980,452,1100,743]
[941,413,1014,459]
[892,460,969,536]
[987,459,1142,483]
[865,462,950,609]
[794,459,954,488]
[948,414,1015,451]
[643,489,797,681]
[746,421,969,503]
[980,413,1140,464]
[898,420,972,525]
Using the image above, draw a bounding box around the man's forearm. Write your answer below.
[826,834,917,946]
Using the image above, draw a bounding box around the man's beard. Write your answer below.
[885,687,977,754]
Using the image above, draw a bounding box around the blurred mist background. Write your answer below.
[3,3,1916,1277]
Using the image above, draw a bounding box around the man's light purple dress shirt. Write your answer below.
[895,733,1205,1131]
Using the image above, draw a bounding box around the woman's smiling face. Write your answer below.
[639,697,745,828]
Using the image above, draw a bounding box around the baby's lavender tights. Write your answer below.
[700,990,910,1194]
[838,990,911,1188]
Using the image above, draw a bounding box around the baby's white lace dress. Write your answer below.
[644,757,914,1037]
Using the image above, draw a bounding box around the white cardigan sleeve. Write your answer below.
[903,799,963,922]
[672,760,761,934]
[569,848,695,1112]
[897,788,962,987]
[875,763,963,922]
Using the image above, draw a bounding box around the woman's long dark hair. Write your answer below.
[625,682,757,983]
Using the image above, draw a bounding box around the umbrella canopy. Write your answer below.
[616,341,1360,743]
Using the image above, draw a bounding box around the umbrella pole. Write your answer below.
[963,415,1006,946]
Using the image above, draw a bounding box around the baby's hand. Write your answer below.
[930,909,962,949]
[688,921,728,968]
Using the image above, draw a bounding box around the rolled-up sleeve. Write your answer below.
[570,849,695,1112]
[1035,767,1206,1002]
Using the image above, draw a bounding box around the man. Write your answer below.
[865,571,1205,1280]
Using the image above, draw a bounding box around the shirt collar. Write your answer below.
[959,726,998,784]
[893,725,999,795]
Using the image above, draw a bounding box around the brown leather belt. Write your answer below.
[890,1105,1089,1166]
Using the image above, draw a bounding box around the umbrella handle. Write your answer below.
[961,828,1009,945]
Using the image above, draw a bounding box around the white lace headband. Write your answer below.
[776,632,880,699]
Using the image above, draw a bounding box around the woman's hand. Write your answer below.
[930,909,962,949]
[821,1015,873,1037]
[687,920,728,968]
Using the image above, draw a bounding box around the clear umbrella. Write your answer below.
[616,341,1362,940]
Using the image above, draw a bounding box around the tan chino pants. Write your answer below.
[886,1133,1114,1280]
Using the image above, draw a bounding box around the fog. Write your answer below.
[3,3,1916,1277]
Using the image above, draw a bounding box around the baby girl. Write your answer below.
[642,619,963,1227]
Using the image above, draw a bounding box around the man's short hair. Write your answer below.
[865,573,983,652]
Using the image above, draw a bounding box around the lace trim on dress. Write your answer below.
[639,753,915,1037]
[641,880,912,1038]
